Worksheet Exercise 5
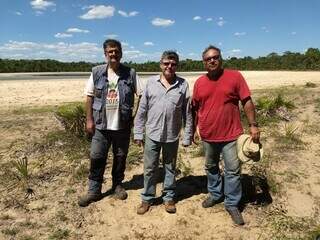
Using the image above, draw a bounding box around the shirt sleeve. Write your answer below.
[182,82,193,146]
[84,73,94,96]
[237,72,251,100]
[135,74,144,96]
[133,80,149,140]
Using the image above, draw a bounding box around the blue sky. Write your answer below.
[0,0,319,63]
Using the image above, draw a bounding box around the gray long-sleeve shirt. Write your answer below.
[134,75,193,145]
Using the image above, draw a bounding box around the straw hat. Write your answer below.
[237,134,263,164]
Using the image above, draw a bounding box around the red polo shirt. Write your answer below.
[192,69,251,142]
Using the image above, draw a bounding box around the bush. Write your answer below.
[55,102,86,137]
[254,93,295,125]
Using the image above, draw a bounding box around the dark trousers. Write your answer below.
[89,128,130,189]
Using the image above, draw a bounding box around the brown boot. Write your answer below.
[137,201,151,215]
[78,193,102,207]
[164,200,176,214]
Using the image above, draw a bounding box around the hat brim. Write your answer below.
[237,134,263,164]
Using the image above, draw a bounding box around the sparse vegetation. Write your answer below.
[305,81,317,88]
[48,229,70,240]
[55,102,86,137]
[1,84,319,240]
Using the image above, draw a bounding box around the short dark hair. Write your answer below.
[161,50,179,64]
[103,39,122,53]
[202,45,221,60]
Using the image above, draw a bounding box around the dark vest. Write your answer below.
[92,64,135,130]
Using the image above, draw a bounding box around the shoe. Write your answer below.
[226,208,245,225]
[78,193,102,207]
[114,185,128,200]
[137,201,151,215]
[164,200,176,214]
[202,195,223,208]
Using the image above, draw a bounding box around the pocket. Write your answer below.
[168,92,182,107]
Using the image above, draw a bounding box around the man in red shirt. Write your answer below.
[192,45,260,225]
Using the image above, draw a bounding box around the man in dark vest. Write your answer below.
[79,39,142,207]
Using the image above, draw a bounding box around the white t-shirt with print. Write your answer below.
[84,67,142,130]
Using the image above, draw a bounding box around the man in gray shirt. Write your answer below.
[134,50,193,214]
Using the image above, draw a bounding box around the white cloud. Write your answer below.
[54,33,73,38]
[151,18,175,27]
[206,18,213,22]
[121,42,129,47]
[291,31,297,35]
[234,32,246,36]
[144,42,154,46]
[0,41,102,62]
[218,42,223,46]
[193,16,201,21]
[15,11,22,15]
[66,28,90,33]
[231,49,241,53]
[118,10,139,17]
[30,0,56,10]
[261,26,269,33]
[80,5,115,20]
[178,41,183,44]
[217,17,226,27]
[0,40,101,62]
[104,34,118,39]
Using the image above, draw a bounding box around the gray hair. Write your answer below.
[161,50,179,64]
[202,45,221,60]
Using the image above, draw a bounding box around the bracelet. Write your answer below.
[248,122,259,127]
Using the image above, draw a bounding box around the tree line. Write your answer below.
[1,48,320,73]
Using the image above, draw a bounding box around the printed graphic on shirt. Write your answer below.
[106,82,119,110]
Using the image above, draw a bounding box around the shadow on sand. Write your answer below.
[102,168,272,209]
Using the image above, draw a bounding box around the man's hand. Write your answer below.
[134,139,144,147]
[192,127,201,145]
[86,119,95,136]
[249,126,260,143]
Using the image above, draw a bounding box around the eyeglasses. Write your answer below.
[105,49,121,55]
[161,61,177,67]
[204,55,221,62]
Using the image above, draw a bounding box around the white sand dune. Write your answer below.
[1,71,320,109]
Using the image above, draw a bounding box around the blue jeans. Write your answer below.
[88,128,130,193]
[203,140,241,209]
[141,136,179,203]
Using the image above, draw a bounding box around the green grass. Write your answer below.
[48,229,70,240]
[55,102,86,137]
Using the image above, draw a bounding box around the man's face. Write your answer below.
[105,45,122,66]
[160,58,177,79]
[203,49,222,73]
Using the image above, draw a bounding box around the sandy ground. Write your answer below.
[0,71,320,239]
[1,71,320,110]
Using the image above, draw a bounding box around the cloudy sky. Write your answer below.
[0,0,319,62]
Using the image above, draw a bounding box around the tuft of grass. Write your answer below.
[254,93,295,126]
[55,102,86,137]
[48,229,70,240]
[1,227,19,236]
[176,153,193,177]
[274,122,304,150]
[190,144,205,158]
[127,142,143,166]
[72,163,89,182]
[305,82,317,88]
